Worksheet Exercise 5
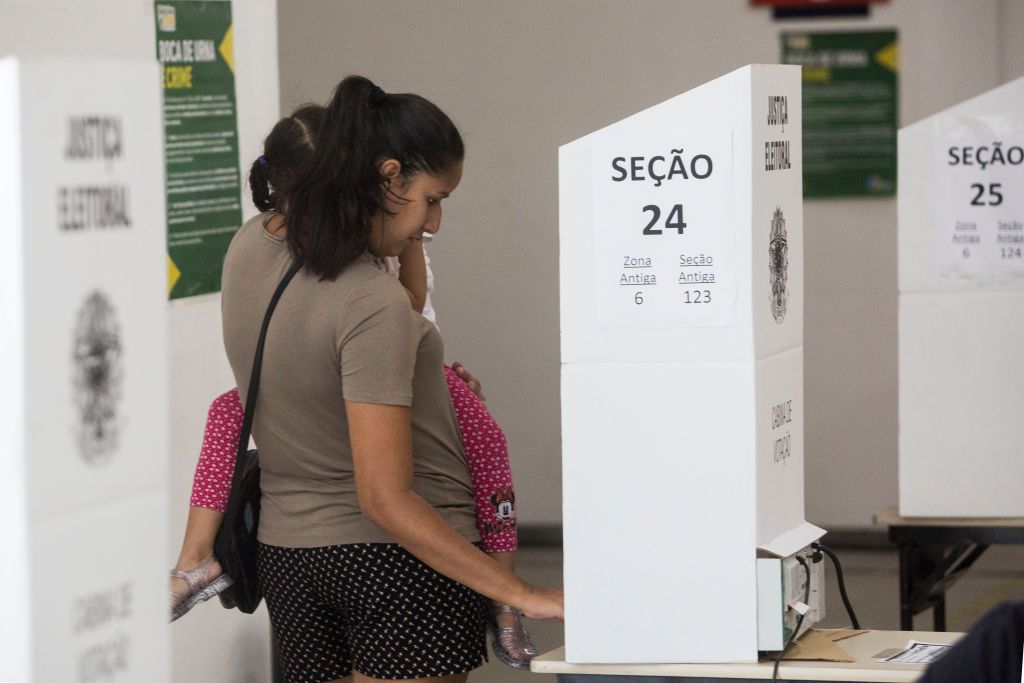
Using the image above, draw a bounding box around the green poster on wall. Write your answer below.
[155,0,242,299]
[782,30,899,198]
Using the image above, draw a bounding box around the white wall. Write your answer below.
[1,1,280,681]
[278,0,1022,530]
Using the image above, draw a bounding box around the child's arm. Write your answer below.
[397,240,428,313]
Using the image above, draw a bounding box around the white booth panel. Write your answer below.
[30,492,170,683]
[898,76,1024,518]
[750,65,803,359]
[14,59,168,521]
[755,346,806,548]
[0,57,169,681]
[561,64,803,365]
[562,361,759,663]
[898,76,1024,294]
[563,65,795,367]
[0,57,31,683]
[899,292,1024,517]
[561,63,809,664]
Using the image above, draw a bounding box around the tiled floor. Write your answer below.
[477,543,1024,682]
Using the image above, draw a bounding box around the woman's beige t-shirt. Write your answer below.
[221,213,478,548]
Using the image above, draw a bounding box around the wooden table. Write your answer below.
[531,630,963,682]
[873,506,1024,630]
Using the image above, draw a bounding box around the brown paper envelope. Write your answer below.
[781,628,856,662]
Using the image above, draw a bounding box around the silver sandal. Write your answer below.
[491,603,538,669]
[169,556,234,622]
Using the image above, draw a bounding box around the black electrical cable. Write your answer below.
[812,541,861,629]
[772,555,811,682]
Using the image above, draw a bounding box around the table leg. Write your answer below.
[933,595,946,631]
[899,543,914,630]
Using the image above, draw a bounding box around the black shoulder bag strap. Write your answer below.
[216,258,302,613]
[229,258,303,501]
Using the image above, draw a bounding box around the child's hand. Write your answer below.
[450,361,486,401]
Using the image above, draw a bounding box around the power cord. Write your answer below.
[772,555,811,682]
[812,541,861,629]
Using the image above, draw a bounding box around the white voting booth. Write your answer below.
[0,59,169,681]
[898,78,1024,518]
[560,64,823,663]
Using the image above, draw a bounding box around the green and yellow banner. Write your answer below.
[156,0,242,298]
[783,30,899,198]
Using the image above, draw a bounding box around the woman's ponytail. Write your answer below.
[281,75,464,281]
[287,77,383,274]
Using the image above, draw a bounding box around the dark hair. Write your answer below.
[248,104,325,212]
[282,75,464,280]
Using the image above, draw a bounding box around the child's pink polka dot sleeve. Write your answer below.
[188,388,244,512]
[444,365,518,553]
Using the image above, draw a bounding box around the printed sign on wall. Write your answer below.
[782,30,898,198]
[156,0,242,299]
[591,128,736,329]
[935,116,1024,279]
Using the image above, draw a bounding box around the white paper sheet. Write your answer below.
[882,640,952,664]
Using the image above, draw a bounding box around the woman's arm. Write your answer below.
[345,400,563,620]
[397,239,427,313]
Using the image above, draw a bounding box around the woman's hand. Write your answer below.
[450,361,486,401]
[518,586,564,621]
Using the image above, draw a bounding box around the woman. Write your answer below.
[221,77,562,682]
[171,103,538,668]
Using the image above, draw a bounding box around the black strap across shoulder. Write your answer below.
[227,259,303,500]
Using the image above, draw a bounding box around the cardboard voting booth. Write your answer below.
[0,58,170,682]
[898,77,1024,518]
[560,64,821,663]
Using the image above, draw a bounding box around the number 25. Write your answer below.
[971,183,1003,206]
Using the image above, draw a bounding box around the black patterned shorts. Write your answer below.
[258,542,488,681]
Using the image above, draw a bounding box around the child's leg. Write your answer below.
[173,507,224,571]
[490,550,519,625]
[170,389,243,619]
[488,551,537,667]
[169,507,226,619]
[442,366,518,552]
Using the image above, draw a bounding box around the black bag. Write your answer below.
[215,260,302,614]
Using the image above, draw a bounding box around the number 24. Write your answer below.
[642,204,687,235]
